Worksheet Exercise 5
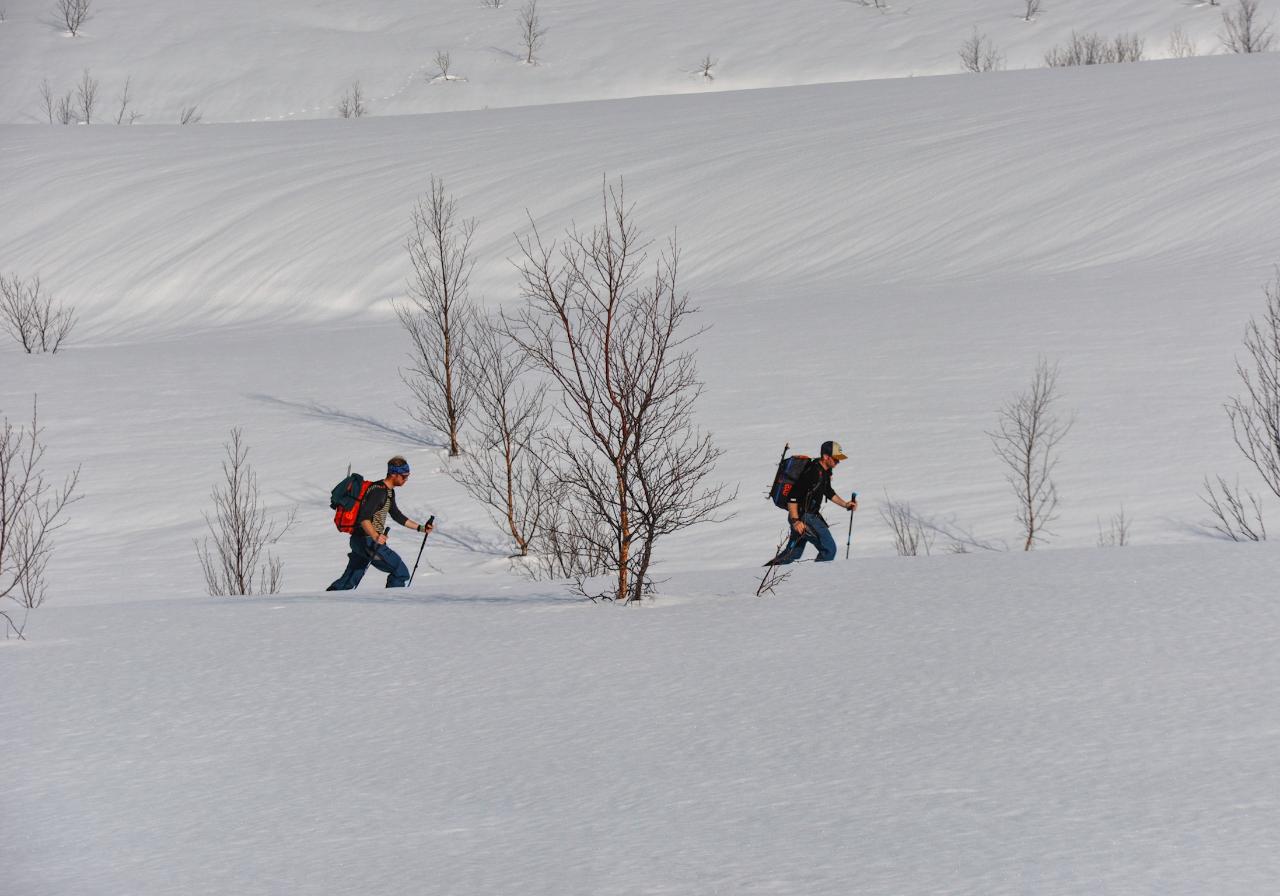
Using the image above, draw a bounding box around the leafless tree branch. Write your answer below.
[1,397,80,638]
[1200,475,1266,541]
[0,273,77,353]
[1226,268,1280,500]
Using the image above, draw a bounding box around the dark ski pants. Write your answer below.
[327,534,410,590]
[774,513,838,564]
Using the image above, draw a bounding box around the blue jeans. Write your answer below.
[327,534,410,590]
[774,513,838,564]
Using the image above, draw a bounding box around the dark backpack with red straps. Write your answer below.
[769,454,813,510]
[330,473,373,533]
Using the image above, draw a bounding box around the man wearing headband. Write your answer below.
[327,456,434,590]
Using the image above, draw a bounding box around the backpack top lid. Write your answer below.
[330,472,366,510]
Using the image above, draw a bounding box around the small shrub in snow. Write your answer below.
[696,55,718,80]
[1044,31,1144,67]
[0,274,76,353]
[195,428,295,596]
[1096,507,1132,547]
[435,50,453,81]
[179,104,202,124]
[1220,0,1275,53]
[0,398,80,638]
[880,494,935,556]
[1168,26,1199,59]
[1023,0,1043,23]
[337,81,365,119]
[988,358,1073,551]
[959,29,1005,73]
[55,0,90,36]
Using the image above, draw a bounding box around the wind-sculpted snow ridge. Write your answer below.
[2,54,1279,336]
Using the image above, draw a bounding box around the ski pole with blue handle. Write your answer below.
[845,492,857,560]
[408,515,434,587]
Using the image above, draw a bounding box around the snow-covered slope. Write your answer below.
[5,544,1279,895]
[3,54,1280,603]
[4,3,1280,892]
[0,0,1239,124]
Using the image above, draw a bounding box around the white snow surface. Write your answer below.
[4,3,1280,893]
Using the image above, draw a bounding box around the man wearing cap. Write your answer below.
[327,455,434,590]
[768,440,858,565]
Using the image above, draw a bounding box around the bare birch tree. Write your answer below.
[518,0,546,64]
[397,177,476,457]
[1,398,80,638]
[56,0,90,35]
[113,75,140,124]
[39,78,56,124]
[1221,0,1275,52]
[449,317,550,558]
[195,428,295,596]
[988,358,1074,551]
[508,179,733,603]
[75,68,98,124]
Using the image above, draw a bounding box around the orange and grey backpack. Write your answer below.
[330,473,373,533]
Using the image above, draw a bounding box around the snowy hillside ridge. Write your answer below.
[4,53,1280,608]
[4,54,1280,338]
[0,0,1268,124]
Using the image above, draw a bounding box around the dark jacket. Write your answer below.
[356,481,409,533]
[788,459,838,520]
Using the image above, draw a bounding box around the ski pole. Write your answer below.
[408,515,434,587]
[845,492,857,559]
